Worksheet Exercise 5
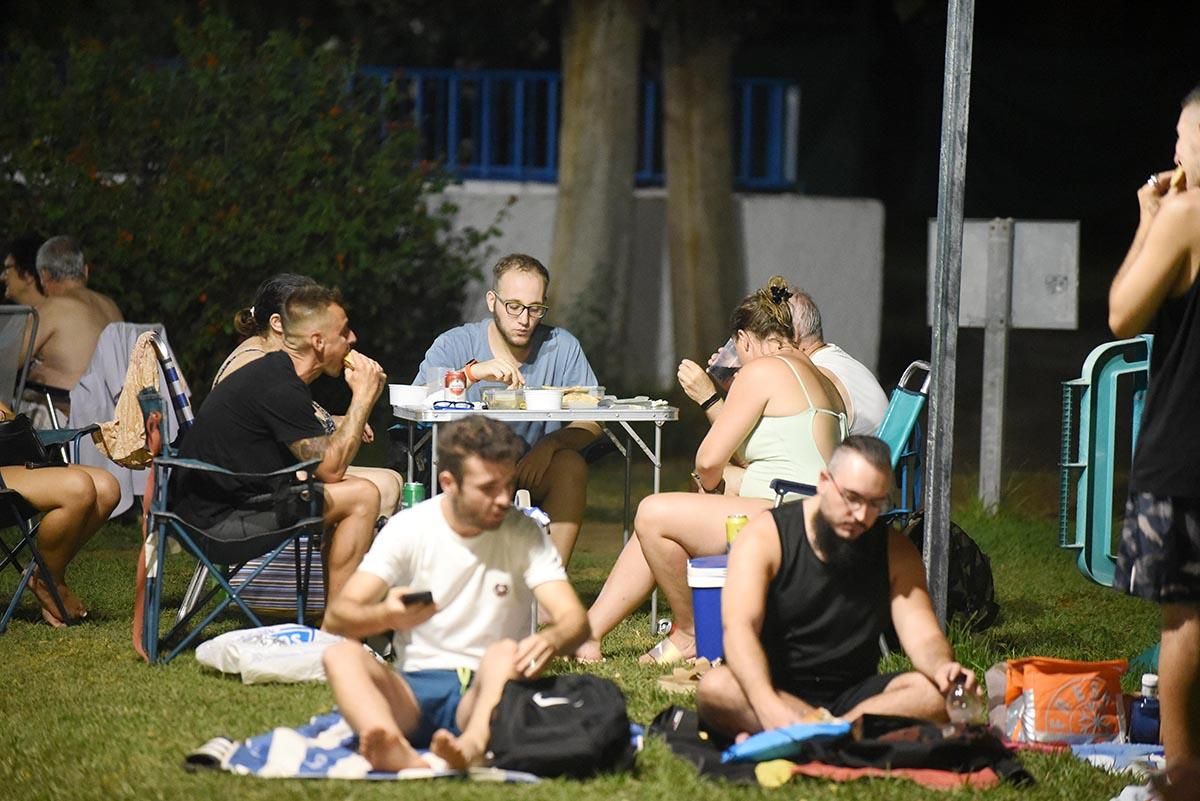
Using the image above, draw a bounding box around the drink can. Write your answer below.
[725,513,749,551]
[402,481,426,509]
[444,369,467,399]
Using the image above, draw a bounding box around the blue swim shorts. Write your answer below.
[402,668,473,748]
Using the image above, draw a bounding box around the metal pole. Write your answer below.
[924,0,975,625]
[979,218,1014,512]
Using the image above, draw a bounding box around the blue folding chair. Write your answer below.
[135,388,325,663]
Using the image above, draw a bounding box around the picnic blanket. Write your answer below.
[186,711,540,782]
[649,706,1033,790]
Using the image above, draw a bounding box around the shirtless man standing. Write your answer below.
[27,236,123,411]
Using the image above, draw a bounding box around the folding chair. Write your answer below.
[770,360,932,516]
[135,389,326,663]
[0,306,37,413]
[0,470,76,631]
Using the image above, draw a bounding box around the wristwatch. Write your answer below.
[464,358,479,382]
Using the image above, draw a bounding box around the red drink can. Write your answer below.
[444,370,467,399]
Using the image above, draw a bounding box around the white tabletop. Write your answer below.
[392,404,678,423]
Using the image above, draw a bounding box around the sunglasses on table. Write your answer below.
[432,400,474,410]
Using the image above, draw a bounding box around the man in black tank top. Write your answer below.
[696,436,978,739]
[1108,84,1200,776]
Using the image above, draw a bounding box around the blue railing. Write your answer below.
[360,66,799,191]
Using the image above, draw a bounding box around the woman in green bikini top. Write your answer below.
[574,276,847,664]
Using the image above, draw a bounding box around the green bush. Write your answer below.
[0,14,496,392]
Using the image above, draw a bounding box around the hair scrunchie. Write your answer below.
[768,285,792,305]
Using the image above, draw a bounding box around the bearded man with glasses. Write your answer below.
[415,253,600,566]
[696,435,978,737]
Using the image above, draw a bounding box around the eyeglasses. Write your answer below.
[432,400,474,410]
[492,291,549,319]
[826,472,892,515]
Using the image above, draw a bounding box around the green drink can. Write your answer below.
[402,482,426,509]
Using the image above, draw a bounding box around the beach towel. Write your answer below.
[186,711,540,782]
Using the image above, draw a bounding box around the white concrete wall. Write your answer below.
[437,181,884,390]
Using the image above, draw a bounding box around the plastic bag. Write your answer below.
[987,657,1127,744]
[195,624,344,684]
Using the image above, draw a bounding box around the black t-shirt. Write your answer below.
[761,503,890,699]
[175,351,325,528]
[1130,276,1200,497]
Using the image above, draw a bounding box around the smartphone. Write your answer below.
[400,590,434,606]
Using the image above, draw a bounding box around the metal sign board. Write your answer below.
[926,219,1078,330]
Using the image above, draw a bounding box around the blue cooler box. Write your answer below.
[688,555,728,661]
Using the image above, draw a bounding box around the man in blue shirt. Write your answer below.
[415,254,601,566]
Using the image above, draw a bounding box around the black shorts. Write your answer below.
[780,671,908,717]
[199,507,294,564]
[1114,493,1200,605]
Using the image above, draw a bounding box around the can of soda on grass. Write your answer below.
[402,482,426,509]
[444,369,467,399]
[725,514,749,552]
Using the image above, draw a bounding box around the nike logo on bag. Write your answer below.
[531,692,570,707]
[531,692,582,708]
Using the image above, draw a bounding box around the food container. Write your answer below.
[482,388,522,410]
[389,383,429,407]
[562,385,605,409]
[522,388,564,411]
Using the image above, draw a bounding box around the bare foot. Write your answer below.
[359,727,427,772]
[30,575,86,623]
[573,639,604,663]
[430,729,484,770]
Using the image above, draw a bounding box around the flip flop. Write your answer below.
[30,575,86,623]
[638,637,690,665]
[656,657,715,693]
[40,607,68,629]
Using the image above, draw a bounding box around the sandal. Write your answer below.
[639,636,690,665]
[30,574,84,624]
[656,657,715,694]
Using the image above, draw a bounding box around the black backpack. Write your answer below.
[487,674,636,778]
[899,512,1000,632]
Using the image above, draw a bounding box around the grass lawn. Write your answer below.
[0,458,1160,800]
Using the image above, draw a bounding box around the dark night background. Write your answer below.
[5,0,1199,474]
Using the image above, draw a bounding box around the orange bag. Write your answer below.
[1001,657,1127,744]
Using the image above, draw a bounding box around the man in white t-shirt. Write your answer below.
[321,416,590,772]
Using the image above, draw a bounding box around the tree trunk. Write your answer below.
[660,0,741,363]
[550,0,645,379]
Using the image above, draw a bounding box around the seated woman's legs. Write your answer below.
[0,465,119,622]
[576,492,773,660]
[637,493,773,659]
[574,528,657,660]
[346,465,404,519]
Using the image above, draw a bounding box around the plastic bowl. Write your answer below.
[522,388,564,411]
[389,383,429,407]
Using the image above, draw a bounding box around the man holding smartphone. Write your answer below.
[321,415,589,772]
[1109,84,1200,782]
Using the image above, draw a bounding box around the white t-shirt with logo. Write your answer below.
[356,495,567,672]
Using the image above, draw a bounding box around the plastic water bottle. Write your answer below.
[945,675,985,726]
[1129,673,1161,744]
